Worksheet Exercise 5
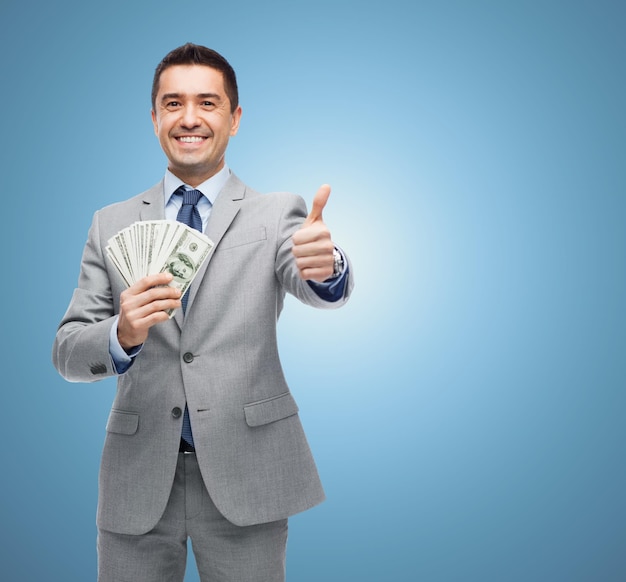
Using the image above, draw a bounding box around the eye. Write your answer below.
[201,101,214,107]
[165,101,181,109]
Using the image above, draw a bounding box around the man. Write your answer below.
[52,43,353,582]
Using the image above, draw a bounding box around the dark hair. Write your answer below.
[151,43,239,113]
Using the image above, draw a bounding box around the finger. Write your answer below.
[117,301,176,349]
[128,272,174,294]
[120,285,180,316]
[291,231,334,256]
[304,184,331,225]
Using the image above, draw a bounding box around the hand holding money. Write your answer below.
[106,220,214,349]
[117,272,182,350]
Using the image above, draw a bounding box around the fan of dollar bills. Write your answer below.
[106,220,214,316]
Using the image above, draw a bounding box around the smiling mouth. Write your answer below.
[177,136,206,143]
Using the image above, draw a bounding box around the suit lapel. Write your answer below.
[139,181,166,221]
[184,173,246,315]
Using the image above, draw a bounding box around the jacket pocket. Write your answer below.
[219,226,267,250]
[244,392,299,427]
[106,409,139,435]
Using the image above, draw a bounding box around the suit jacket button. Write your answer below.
[183,352,194,363]
[171,407,182,419]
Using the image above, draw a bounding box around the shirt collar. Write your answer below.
[163,164,231,207]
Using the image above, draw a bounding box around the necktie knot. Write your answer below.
[176,187,203,233]
[181,188,203,207]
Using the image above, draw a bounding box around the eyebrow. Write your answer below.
[160,92,222,103]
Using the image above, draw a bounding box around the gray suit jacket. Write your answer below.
[52,174,353,534]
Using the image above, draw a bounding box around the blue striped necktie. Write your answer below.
[175,186,203,448]
[176,187,203,312]
[176,187,203,231]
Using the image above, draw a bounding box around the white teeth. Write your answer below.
[178,136,204,143]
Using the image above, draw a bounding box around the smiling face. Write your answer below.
[151,64,242,186]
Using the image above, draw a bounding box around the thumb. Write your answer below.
[304,184,331,226]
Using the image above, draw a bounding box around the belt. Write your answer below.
[179,438,196,454]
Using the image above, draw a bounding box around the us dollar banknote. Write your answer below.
[106,220,214,316]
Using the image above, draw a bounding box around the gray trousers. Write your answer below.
[98,453,288,582]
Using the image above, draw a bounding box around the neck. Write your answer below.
[169,161,225,188]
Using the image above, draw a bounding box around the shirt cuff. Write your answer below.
[306,247,349,302]
[109,317,142,374]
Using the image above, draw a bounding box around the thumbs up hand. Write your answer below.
[292,184,336,282]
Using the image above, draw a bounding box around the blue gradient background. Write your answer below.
[1,0,624,580]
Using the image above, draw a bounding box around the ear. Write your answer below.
[151,109,158,136]
[230,105,242,137]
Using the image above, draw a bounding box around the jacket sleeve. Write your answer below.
[52,210,118,383]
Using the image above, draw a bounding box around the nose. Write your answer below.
[180,104,200,128]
